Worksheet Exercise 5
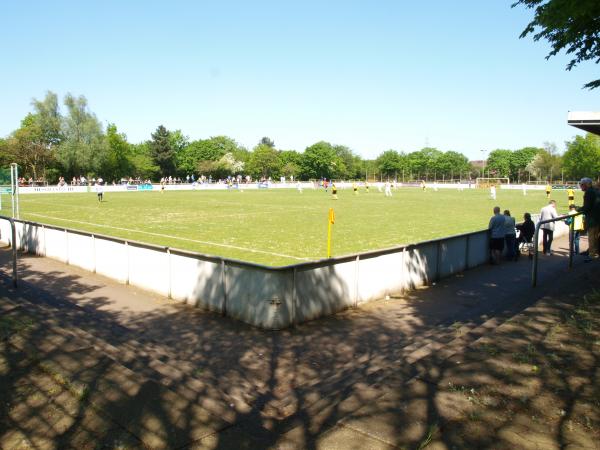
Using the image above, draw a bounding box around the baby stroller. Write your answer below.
[516,229,535,259]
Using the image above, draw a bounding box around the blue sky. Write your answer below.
[1,0,598,160]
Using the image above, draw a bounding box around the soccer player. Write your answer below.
[297,181,303,193]
[522,183,527,196]
[332,183,338,200]
[490,184,496,200]
[96,178,104,202]
[365,181,370,193]
[545,183,552,199]
[352,182,358,195]
[421,180,426,191]
[567,186,575,206]
[384,182,392,197]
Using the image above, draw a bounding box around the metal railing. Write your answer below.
[531,212,582,287]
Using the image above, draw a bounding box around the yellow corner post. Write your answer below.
[327,208,335,258]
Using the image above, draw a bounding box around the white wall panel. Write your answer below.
[170,254,223,312]
[127,245,170,297]
[66,232,95,272]
[94,238,128,283]
[294,260,356,323]
[357,253,404,303]
[44,228,68,263]
[225,266,292,329]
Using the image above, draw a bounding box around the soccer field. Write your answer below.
[10,187,580,266]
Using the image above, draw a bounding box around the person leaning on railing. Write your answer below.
[488,206,505,265]
[565,204,585,255]
[577,177,600,261]
[503,210,517,261]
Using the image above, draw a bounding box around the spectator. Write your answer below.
[503,210,517,260]
[488,206,505,265]
[577,177,600,261]
[565,204,584,255]
[539,200,558,255]
[516,212,535,259]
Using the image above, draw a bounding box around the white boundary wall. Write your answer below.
[15,182,564,195]
[0,217,569,329]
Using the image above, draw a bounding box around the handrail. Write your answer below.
[0,215,18,287]
[531,211,582,287]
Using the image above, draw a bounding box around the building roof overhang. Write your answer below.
[568,111,600,136]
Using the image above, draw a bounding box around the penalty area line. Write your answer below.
[26,213,309,261]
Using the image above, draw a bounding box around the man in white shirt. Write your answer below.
[384,182,392,197]
[96,178,104,202]
[539,200,558,255]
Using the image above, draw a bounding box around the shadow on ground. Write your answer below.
[0,241,599,449]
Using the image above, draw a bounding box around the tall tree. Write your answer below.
[177,136,245,177]
[206,152,244,179]
[7,114,53,180]
[129,143,159,179]
[513,0,600,89]
[376,150,401,177]
[103,124,133,181]
[437,151,470,179]
[31,91,62,148]
[486,149,513,178]
[333,145,362,179]
[279,150,302,179]
[526,142,562,180]
[0,138,9,167]
[300,141,342,180]
[562,133,600,181]
[6,91,64,180]
[406,148,442,180]
[56,94,106,178]
[246,144,281,179]
[149,125,175,176]
[510,146,540,181]
[259,137,275,148]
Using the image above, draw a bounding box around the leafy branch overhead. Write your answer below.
[513,0,600,89]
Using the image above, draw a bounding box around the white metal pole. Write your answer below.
[12,164,19,219]
[10,164,15,218]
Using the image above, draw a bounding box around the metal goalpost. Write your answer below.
[0,163,20,218]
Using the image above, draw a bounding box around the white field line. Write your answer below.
[22,197,320,220]
[26,213,310,261]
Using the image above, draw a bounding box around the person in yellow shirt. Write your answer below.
[565,204,584,254]
[352,182,358,195]
[567,187,575,206]
[545,183,552,199]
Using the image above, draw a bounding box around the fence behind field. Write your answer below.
[0,215,569,329]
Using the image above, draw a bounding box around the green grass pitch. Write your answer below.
[8,187,580,266]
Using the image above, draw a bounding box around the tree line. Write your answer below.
[1,91,598,184]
